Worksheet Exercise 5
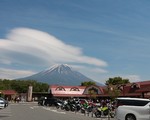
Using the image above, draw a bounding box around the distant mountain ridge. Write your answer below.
[18,64,103,86]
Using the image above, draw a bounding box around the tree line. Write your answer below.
[0,79,49,93]
[81,77,130,99]
[81,77,130,86]
[0,76,130,97]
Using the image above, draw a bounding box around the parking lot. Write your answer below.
[0,103,115,120]
[44,106,115,120]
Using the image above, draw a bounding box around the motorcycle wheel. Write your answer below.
[81,109,85,113]
[103,109,109,116]
[110,112,115,118]
[95,111,101,118]
[56,106,59,109]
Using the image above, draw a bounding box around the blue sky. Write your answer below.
[0,0,150,84]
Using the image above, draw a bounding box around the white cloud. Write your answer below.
[0,58,11,65]
[0,68,35,79]
[71,64,108,73]
[0,27,108,79]
[89,68,108,73]
[0,28,107,66]
[122,75,141,83]
[104,74,142,83]
[90,74,142,85]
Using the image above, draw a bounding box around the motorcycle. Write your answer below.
[94,106,115,118]
[56,100,64,109]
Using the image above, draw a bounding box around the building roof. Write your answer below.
[1,90,17,95]
[49,81,150,98]
[135,80,150,85]
[135,86,150,93]
[50,85,104,97]
[50,85,84,96]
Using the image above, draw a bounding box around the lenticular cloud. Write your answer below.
[0,27,107,67]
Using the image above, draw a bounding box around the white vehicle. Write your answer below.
[0,97,8,107]
[0,100,5,109]
[115,97,150,120]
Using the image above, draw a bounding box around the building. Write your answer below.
[0,81,149,101]
[0,90,17,101]
[120,81,150,98]
[49,85,104,99]
[49,81,150,99]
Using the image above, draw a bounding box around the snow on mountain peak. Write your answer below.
[42,64,73,74]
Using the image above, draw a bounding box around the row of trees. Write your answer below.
[0,77,130,99]
[81,76,130,86]
[0,79,49,93]
[81,77,130,99]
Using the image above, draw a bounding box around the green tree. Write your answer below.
[81,81,96,86]
[0,79,49,93]
[105,76,130,85]
[105,77,130,99]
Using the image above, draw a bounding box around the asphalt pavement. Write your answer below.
[0,102,115,120]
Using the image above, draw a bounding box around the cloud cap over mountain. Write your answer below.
[0,28,107,67]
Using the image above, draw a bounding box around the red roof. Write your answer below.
[50,85,86,89]
[50,85,85,95]
[49,81,150,98]
[136,86,150,93]
[1,90,17,95]
[50,85,104,97]
[135,80,150,85]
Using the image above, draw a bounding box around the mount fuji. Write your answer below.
[18,64,103,86]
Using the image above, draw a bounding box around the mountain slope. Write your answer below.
[18,64,103,86]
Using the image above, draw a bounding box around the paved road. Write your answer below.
[0,102,115,120]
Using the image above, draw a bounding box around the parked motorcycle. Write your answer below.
[56,100,64,109]
[94,106,115,118]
